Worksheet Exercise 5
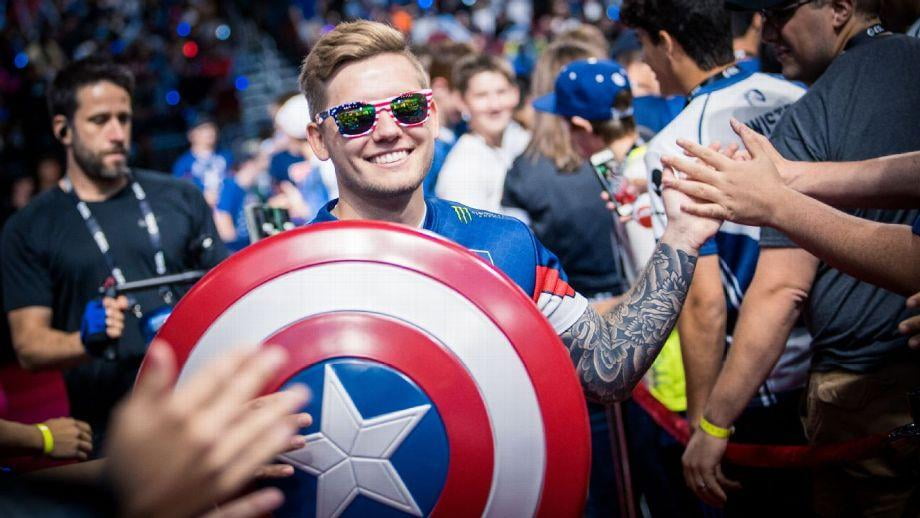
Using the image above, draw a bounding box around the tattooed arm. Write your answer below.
[561,241,697,402]
[560,171,720,403]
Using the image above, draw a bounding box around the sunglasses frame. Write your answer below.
[760,0,813,27]
[315,89,434,139]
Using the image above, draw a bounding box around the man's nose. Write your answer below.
[107,120,128,143]
[372,109,401,141]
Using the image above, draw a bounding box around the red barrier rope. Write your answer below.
[631,383,887,468]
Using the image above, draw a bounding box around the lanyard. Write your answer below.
[61,175,167,285]
[844,23,888,51]
[688,65,742,102]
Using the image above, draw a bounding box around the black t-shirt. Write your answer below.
[761,34,920,372]
[502,153,626,298]
[1,170,228,442]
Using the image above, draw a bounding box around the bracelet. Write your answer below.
[699,416,733,439]
[35,423,55,455]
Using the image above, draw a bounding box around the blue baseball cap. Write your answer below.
[532,59,633,121]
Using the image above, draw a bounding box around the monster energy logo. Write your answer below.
[452,206,472,223]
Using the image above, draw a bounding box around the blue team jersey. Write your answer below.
[172,150,233,193]
[312,197,588,333]
[913,214,920,236]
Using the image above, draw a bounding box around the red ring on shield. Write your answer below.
[264,312,493,517]
[141,221,591,517]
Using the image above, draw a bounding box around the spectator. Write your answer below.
[678,0,920,514]
[1,58,228,449]
[435,54,530,212]
[611,29,686,139]
[171,115,233,208]
[503,44,624,518]
[36,155,64,193]
[214,140,271,252]
[619,0,811,512]
[267,94,332,223]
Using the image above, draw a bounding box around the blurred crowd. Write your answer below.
[1,0,919,517]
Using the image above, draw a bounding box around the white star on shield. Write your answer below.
[281,364,431,518]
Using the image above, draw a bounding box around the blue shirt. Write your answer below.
[913,214,920,236]
[633,95,685,136]
[172,150,233,193]
[216,177,258,252]
[423,136,454,197]
[311,197,588,333]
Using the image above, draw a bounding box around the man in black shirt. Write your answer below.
[1,58,228,448]
[683,0,920,514]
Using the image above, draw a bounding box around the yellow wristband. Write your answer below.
[699,416,733,439]
[35,423,54,455]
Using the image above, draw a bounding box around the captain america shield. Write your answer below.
[143,221,591,517]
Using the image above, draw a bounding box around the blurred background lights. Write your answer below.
[182,41,199,58]
[215,24,231,40]
[13,52,29,69]
[176,21,191,37]
[234,75,249,91]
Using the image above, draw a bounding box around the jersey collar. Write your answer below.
[311,198,431,229]
[687,65,756,103]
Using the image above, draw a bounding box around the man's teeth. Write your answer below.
[370,150,409,165]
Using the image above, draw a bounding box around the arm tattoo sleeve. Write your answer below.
[560,243,697,403]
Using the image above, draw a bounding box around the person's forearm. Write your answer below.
[678,279,727,426]
[787,151,920,209]
[0,419,44,455]
[769,187,920,296]
[13,327,87,371]
[703,283,807,427]
[562,233,698,403]
[28,459,106,485]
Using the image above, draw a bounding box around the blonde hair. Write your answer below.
[524,40,603,173]
[299,21,429,120]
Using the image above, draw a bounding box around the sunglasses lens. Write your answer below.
[391,93,429,125]
[334,104,376,135]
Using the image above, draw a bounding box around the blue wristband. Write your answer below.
[81,299,114,357]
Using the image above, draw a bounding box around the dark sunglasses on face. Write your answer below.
[760,0,813,27]
[314,89,433,138]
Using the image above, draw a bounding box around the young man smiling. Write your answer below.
[301,20,721,406]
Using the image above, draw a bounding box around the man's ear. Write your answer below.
[830,0,857,30]
[658,30,676,59]
[52,115,71,145]
[306,122,330,161]
[751,12,764,33]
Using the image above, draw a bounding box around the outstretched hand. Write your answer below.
[660,119,793,227]
[104,341,310,518]
[658,166,723,252]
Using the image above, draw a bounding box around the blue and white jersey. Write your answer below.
[172,149,233,195]
[312,198,588,334]
[625,66,811,404]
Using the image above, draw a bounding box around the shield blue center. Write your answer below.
[267,358,450,518]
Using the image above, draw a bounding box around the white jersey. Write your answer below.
[436,122,530,213]
[628,67,805,238]
[625,66,811,403]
